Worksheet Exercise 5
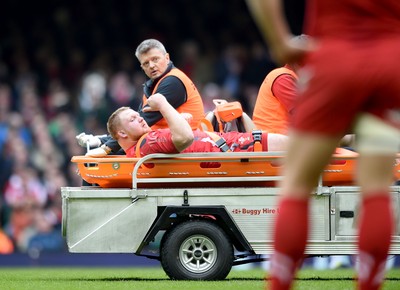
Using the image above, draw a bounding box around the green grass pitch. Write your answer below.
[1,266,400,289]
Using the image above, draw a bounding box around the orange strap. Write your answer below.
[252,130,263,152]
[135,132,149,158]
[214,111,224,132]
[204,131,231,152]
[212,99,227,132]
[199,118,214,132]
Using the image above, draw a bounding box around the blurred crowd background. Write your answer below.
[0,0,304,255]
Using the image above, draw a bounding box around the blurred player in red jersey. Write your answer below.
[246,0,400,289]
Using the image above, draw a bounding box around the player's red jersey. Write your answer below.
[292,0,400,136]
[305,0,400,40]
[125,129,268,157]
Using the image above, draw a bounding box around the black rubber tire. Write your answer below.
[160,219,233,280]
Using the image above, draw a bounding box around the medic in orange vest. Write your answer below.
[140,66,204,130]
[78,39,205,157]
[252,64,297,135]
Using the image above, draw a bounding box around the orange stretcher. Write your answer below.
[71,148,400,189]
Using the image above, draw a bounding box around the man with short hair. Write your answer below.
[252,63,297,134]
[78,39,205,156]
[107,93,288,158]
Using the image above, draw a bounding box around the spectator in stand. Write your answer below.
[0,84,15,151]
[0,76,80,254]
[3,165,48,252]
[214,44,246,103]
[241,41,277,115]
[78,72,110,135]
[176,40,215,91]
[108,72,138,112]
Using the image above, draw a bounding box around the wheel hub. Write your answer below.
[193,249,203,259]
[179,235,217,273]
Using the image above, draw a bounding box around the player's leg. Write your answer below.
[266,133,289,151]
[354,113,400,290]
[269,131,341,290]
[356,155,394,290]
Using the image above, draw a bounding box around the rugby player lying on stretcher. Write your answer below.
[86,93,289,158]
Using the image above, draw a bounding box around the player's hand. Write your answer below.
[180,113,193,124]
[76,133,102,148]
[142,93,167,112]
[271,35,317,65]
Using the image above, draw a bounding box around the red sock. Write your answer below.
[268,197,309,290]
[357,194,393,290]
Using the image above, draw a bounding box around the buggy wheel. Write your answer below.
[160,219,233,280]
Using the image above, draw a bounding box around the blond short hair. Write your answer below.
[107,106,130,140]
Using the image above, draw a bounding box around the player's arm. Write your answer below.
[143,93,193,152]
[141,76,187,126]
[245,0,313,65]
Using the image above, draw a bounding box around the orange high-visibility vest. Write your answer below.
[142,68,204,130]
[252,67,297,134]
